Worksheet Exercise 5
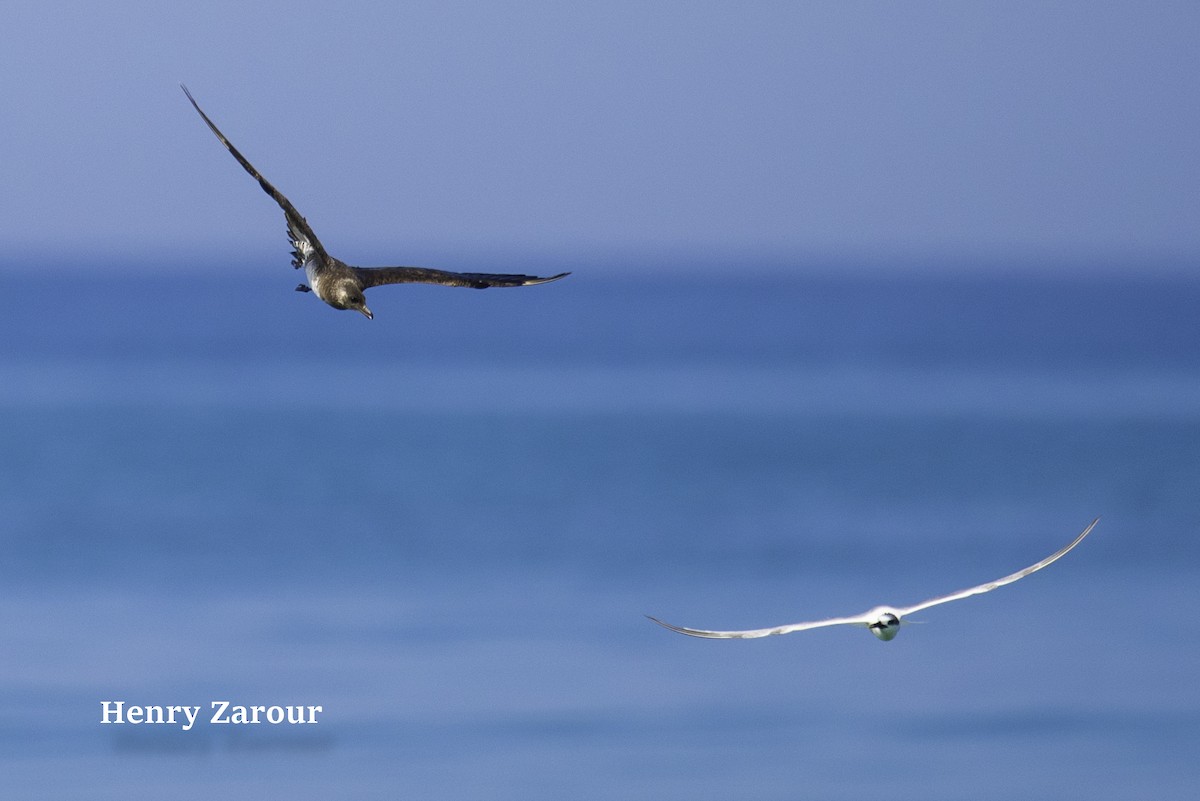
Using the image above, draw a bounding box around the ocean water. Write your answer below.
[0,268,1197,799]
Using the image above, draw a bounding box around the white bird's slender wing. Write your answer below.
[646,613,873,639]
[893,518,1099,617]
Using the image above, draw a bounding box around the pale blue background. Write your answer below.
[3,1,1198,273]
[1,3,1198,800]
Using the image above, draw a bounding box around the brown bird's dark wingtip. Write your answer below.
[180,84,204,115]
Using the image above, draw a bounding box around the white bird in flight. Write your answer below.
[648,518,1098,641]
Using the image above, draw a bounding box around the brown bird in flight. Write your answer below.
[182,85,567,319]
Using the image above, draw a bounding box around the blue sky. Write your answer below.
[4,1,1198,275]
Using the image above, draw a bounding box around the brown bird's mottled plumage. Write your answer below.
[181,85,568,319]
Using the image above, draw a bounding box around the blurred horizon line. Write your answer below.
[1,242,1196,280]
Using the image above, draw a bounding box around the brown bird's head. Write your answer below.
[328,281,373,319]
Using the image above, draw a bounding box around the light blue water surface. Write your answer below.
[0,269,1196,799]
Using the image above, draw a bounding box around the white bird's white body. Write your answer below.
[648,518,1098,641]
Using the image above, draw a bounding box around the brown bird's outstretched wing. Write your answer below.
[181,84,331,270]
[352,266,569,291]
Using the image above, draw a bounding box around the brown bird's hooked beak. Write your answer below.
[358,306,374,320]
